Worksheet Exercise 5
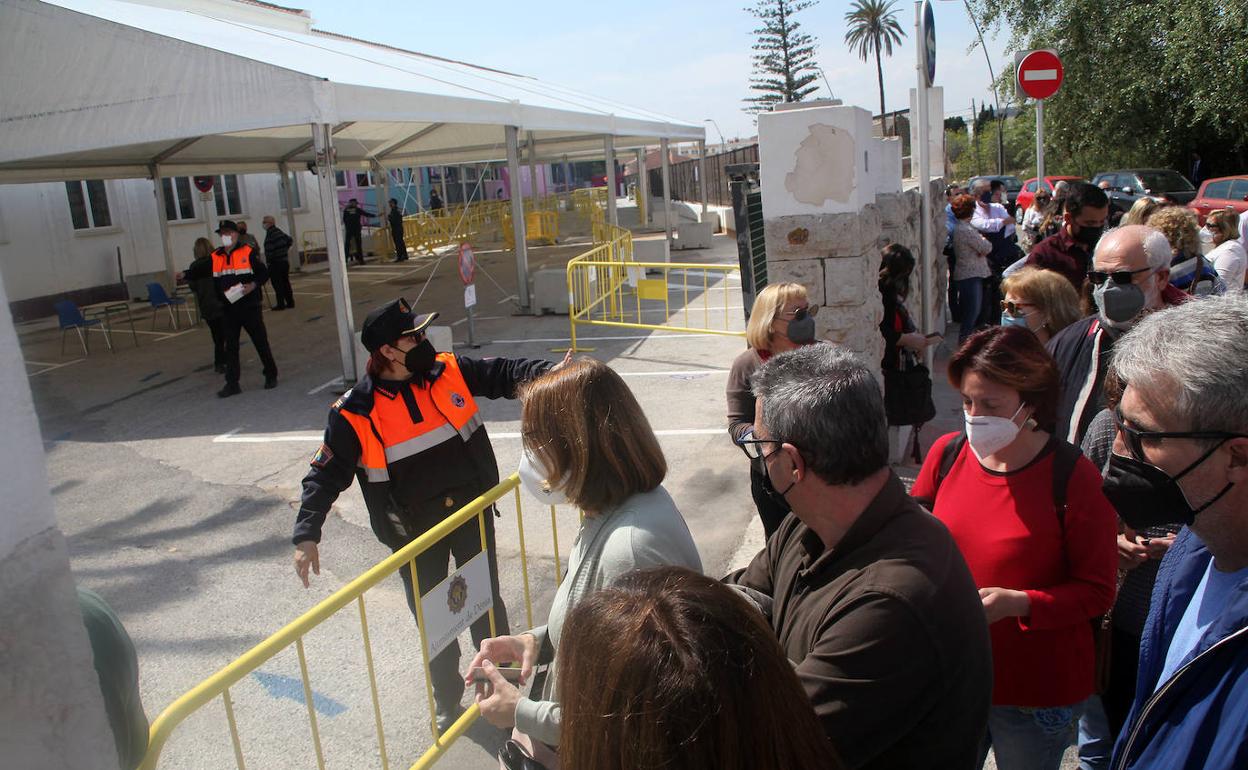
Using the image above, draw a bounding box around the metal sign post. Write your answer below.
[915,0,936,359]
[1016,49,1064,183]
[459,242,479,348]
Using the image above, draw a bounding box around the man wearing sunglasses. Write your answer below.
[1048,225,1188,446]
[290,297,565,733]
[1105,296,1248,770]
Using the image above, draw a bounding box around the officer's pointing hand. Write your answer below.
[552,350,574,371]
[294,541,320,588]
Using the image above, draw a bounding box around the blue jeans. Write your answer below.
[978,704,1078,770]
[956,277,984,341]
[1077,695,1112,770]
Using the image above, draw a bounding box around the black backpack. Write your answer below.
[917,433,1083,528]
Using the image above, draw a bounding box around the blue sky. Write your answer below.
[300,0,1013,141]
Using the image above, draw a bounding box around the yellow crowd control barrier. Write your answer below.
[138,473,566,770]
[564,223,743,352]
[502,210,560,248]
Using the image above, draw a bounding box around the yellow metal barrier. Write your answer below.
[564,224,743,352]
[138,473,564,770]
[502,210,560,248]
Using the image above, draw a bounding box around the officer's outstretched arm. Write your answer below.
[455,354,559,400]
[292,409,362,584]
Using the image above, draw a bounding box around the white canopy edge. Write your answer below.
[0,0,703,183]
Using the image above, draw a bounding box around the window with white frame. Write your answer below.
[213,174,243,217]
[161,177,196,221]
[355,170,376,188]
[390,168,406,185]
[65,180,112,230]
[278,173,302,210]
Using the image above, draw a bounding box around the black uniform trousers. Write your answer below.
[396,503,510,709]
[223,304,278,386]
[270,259,294,308]
[205,316,226,369]
[392,227,408,261]
[344,228,365,264]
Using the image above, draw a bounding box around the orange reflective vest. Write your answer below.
[339,353,483,483]
[211,243,255,277]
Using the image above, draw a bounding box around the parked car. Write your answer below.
[1090,169,1197,215]
[1016,175,1085,216]
[969,175,1024,215]
[1187,175,1248,225]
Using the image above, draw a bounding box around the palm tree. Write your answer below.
[843,0,906,135]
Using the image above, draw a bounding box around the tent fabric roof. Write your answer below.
[0,0,704,182]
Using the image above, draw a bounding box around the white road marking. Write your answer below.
[617,369,728,377]
[214,426,725,443]
[491,332,733,343]
[306,376,345,396]
[26,358,86,376]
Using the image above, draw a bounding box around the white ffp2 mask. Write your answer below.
[964,402,1027,460]
[518,449,568,506]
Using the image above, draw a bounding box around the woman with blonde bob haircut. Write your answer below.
[728,282,818,536]
[469,358,702,766]
[1000,267,1083,345]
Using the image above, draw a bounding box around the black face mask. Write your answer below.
[786,307,817,345]
[1074,223,1104,250]
[753,453,795,512]
[979,190,993,204]
[403,338,437,377]
[1102,443,1233,530]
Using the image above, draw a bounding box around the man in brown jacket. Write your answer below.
[726,344,992,769]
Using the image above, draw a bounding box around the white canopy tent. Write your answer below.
[0,0,704,381]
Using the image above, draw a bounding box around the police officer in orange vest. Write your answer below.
[292,298,561,732]
[182,219,279,397]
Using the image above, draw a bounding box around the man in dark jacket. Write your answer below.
[387,198,408,262]
[1047,225,1184,445]
[292,298,565,733]
[1026,182,1110,290]
[342,198,375,265]
[1105,296,1248,770]
[262,215,295,310]
[724,344,991,770]
[184,220,278,397]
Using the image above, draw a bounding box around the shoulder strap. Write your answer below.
[932,433,966,499]
[1050,439,1082,530]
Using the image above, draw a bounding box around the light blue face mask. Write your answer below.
[1000,312,1030,329]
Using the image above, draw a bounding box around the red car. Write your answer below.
[1016,175,1085,216]
[1187,175,1248,225]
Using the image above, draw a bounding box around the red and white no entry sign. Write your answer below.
[1016,49,1064,100]
[458,242,476,285]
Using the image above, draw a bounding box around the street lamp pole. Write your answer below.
[704,119,726,153]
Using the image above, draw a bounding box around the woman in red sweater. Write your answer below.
[911,325,1117,770]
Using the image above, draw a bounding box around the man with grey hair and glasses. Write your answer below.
[1048,225,1190,446]
[1104,296,1248,770]
[725,344,991,770]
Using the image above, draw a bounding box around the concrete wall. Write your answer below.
[759,102,946,374]
[0,265,118,767]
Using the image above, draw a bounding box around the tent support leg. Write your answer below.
[505,125,531,312]
[604,135,618,226]
[660,138,673,262]
[312,123,359,384]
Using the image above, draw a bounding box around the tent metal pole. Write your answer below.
[278,162,300,268]
[459,164,469,205]
[562,155,572,194]
[697,140,709,221]
[149,164,178,284]
[505,125,531,312]
[439,167,448,207]
[604,135,618,226]
[636,149,648,226]
[526,131,540,200]
[312,123,359,383]
[660,138,673,261]
[374,159,391,259]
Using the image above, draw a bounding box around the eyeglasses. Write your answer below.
[401,330,427,343]
[1087,267,1153,286]
[736,435,784,461]
[778,305,820,322]
[1111,408,1247,463]
[1000,300,1035,316]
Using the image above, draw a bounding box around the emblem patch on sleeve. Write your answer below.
[451,392,466,408]
[311,443,334,469]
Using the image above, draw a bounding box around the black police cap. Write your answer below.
[215,219,239,234]
[360,298,438,353]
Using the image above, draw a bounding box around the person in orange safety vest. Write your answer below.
[292,297,564,733]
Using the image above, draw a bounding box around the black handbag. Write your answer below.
[884,353,937,427]
[499,739,548,770]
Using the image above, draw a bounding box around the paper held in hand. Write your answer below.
[224,284,247,304]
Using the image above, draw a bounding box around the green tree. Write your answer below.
[843,0,907,135]
[743,0,822,114]
[968,0,1248,176]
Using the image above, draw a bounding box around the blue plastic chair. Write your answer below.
[146,282,192,330]
[54,300,111,355]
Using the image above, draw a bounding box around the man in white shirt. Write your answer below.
[1236,208,1247,247]
[970,178,1017,325]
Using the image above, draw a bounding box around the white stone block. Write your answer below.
[675,222,714,249]
[633,238,668,263]
[758,104,875,219]
[874,138,903,195]
[427,324,455,352]
[908,86,946,180]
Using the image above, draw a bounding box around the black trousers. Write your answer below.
[749,464,791,540]
[205,316,226,368]
[270,260,294,308]
[392,228,408,261]
[344,229,365,263]
[397,505,510,708]
[1103,626,1143,738]
[223,304,278,386]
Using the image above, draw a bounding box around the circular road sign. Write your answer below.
[192,175,215,193]
[1017,49,1064,100]
[458,242,476,285]
[921,1,936,86]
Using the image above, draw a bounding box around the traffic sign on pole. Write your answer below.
[458,242,476,285]
[1016,49,1063,101]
